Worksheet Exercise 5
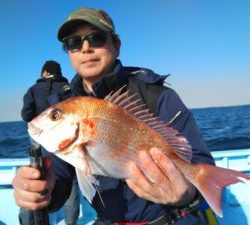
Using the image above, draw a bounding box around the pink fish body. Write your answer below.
[28,88,250,217]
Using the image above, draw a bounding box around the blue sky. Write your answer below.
[0,0,249,122]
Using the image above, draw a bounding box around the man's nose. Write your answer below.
[81,40,92,53]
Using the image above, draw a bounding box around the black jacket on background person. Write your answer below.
[21,75,69,122]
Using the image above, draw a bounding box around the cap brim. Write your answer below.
[57,18,112,42]
[58,20,87,41]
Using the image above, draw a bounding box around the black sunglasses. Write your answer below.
[62,30,109,51]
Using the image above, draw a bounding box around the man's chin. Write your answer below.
[79,70,103,80]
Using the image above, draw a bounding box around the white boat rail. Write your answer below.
[0,148,250,225]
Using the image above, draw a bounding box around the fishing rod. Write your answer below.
[29,144,50,225]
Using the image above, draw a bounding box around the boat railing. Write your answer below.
[0,148,250,225]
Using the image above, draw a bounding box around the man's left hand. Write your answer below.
[125,147,196,206]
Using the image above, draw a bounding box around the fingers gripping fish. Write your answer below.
[28,86,250,217]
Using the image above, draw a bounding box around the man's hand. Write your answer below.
[12,157,55,210]
[125,147,196,206]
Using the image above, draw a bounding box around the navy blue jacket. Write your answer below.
[46,60,214,224]
[21,76,69,122]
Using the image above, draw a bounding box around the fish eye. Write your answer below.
[49,109,62,121]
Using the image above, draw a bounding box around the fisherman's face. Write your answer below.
[66,24,120,85]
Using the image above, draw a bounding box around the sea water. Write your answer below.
[0,104,250,158]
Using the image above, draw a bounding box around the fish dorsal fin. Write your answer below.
[105,86,193,162]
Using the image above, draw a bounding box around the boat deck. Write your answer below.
[0,149,250,225]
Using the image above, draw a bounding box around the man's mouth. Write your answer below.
[82,58,99,64]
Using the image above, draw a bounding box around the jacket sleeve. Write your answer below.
[21,88,36,122]
[41,148,76,212]
[157,88,215,165]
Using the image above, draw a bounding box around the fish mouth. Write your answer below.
[28,122,43,137]
[55,123,80,154]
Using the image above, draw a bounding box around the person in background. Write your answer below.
[19,60,80,225]
[13,7,215,225]
[21,60,69,122]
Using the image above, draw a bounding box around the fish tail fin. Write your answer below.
[190,164,250,217]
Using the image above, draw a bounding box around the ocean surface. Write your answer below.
[0,104,250,158]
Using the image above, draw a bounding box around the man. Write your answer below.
[13,7,214,225]
[21,60,69,122]
[20,60,79,225]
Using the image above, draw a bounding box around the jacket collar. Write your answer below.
[70,59,170,98]
[70,59,129,98]
[36,76,68,83]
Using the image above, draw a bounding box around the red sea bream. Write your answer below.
[28,87,250,217]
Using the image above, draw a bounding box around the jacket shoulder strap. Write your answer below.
[128,76,168,115]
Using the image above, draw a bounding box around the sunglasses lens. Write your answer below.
[88,31,108,47]
[63,35,82,51]
[63,31,109,51]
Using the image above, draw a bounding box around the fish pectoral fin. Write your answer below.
[75,168,99,203]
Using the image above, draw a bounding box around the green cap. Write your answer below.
[58,7,115,41]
